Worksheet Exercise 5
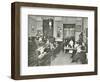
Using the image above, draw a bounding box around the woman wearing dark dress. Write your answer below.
[72,42,87,64]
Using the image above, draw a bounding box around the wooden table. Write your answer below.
[64,47,76,53]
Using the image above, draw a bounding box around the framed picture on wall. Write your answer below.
[11,2,98,80]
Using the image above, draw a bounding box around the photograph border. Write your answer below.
[11,2,98,80]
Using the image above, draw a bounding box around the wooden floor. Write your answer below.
[51,50,79,65]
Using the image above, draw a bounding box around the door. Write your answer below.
[43,19,54,38]
[63,24,75,39]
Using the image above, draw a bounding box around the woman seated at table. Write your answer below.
[64,39,69,53]
[72,42,87,64]
[69,39,74,48]
[68,39,74,54]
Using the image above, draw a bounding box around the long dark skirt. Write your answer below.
[72,52,87,64]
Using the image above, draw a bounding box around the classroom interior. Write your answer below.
[28,15,88,66]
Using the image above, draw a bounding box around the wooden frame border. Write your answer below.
[11,2,98,80]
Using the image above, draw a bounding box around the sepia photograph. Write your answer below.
[28,15,88,66]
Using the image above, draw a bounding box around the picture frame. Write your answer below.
[11,2,98,80]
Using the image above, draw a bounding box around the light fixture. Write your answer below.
[49,20,52,29]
